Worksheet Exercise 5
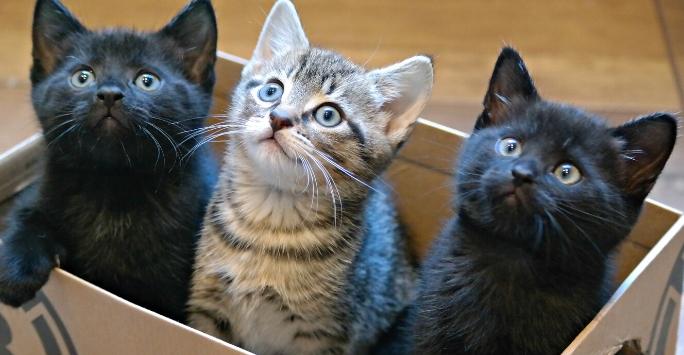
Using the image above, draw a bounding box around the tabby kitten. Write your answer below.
[0,0,218,323]
[411,47,677,355]
[187,1,433,354]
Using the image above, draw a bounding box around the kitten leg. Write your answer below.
[187,272,234,341]
[187,306,233,341]
[0,205,63,307]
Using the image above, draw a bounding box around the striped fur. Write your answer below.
[188,1,433,354]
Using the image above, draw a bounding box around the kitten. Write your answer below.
[0,0,218,323]
[187,1,433,354]
[410,47,677,355]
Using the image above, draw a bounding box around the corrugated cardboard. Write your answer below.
[0,52,681,354]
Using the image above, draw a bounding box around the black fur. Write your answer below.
[0,0,218,323]
[409,47,678,354]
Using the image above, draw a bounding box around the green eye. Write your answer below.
[496,137,522,157]
[553,163,582,185]
[314,105,342,127]
[258,82,284,102]
[70,69,95,88]
[135,73,161,91]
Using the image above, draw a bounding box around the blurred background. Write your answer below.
[0,0,682,209]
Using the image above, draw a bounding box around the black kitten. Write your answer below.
[411,48,677,354]
[0,0,218,323]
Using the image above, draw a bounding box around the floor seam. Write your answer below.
[654,0,684,111]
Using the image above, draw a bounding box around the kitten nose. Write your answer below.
[270,108,295,132]
[511,160,537,185]
[97,85,124,108]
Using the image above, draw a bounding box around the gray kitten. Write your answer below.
[187,1,433,354]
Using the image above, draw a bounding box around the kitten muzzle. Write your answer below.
[86,106,130,133]
[495,182,535,211]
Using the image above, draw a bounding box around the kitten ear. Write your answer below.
[159,0,217,90]
[31,0,87,82]
[475,47,539,130]
[613,113,678,202]
[250,0,309,65]
[370,55,434,148]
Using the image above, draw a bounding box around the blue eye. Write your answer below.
[135,73,161,91]
[258,82,284,102]
[70,69,95,88]
[314,105,342,127]
[496,137,522,157]
[554,163,582,185]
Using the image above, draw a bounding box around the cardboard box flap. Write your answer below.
[564,217,684,355]
[0,268,251,355]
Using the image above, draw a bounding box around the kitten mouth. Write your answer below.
[259,136,290,157]
[89,111,130,134]
[99,115,123,129]
[498,186,532,209]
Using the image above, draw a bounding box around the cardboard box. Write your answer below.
[0,52,681,354]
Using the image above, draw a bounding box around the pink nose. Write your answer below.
[269,108,295,132]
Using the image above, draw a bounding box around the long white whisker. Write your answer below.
[314,150,382,195]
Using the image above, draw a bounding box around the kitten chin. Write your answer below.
[409,47,677,355]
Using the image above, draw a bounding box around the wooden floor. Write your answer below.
[0,0,682,210]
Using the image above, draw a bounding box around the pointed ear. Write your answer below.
[159,0,217,90]
[249,0,309,65]
[475,47,539,130]
[31,0,87,82]
[369,55,434,148]
[613,113,678,202]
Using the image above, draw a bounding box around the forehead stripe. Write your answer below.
[244,79,262,90]
[347,120,366,146]
[291,54,309,79]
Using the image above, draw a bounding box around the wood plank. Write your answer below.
[653,0,684,212]
[1,0,679,111]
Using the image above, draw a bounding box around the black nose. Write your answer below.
[270,108,295,132]
[97,85,124,108]
[511,160,538,185]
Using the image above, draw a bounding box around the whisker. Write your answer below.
[313,150,382,195]
[119,140,133,168]
[141,126,164,169]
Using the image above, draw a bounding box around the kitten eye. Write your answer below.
[70,69,95,88]
[258,82,284,102]
[135,73,161,91]
[496,138,522,157]
[314,105,343,127]
[553,163,582,185]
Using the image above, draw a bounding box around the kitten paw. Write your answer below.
[0,242,55,307]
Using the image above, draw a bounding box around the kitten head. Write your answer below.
[31,0,217,171]
[458,47,677,257]
[228,0,433,192]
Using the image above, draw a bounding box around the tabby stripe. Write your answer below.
[292,54,309,79]
[293,329,347,342]
[222,190,336,234]
[285,314,304,322]
[244,79,262,90]
[320,346,345,355]
[188,307,232,335]
[208,219,359,261]
[347,120,365,146]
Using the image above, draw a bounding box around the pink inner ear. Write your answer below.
[383,96,426,143]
